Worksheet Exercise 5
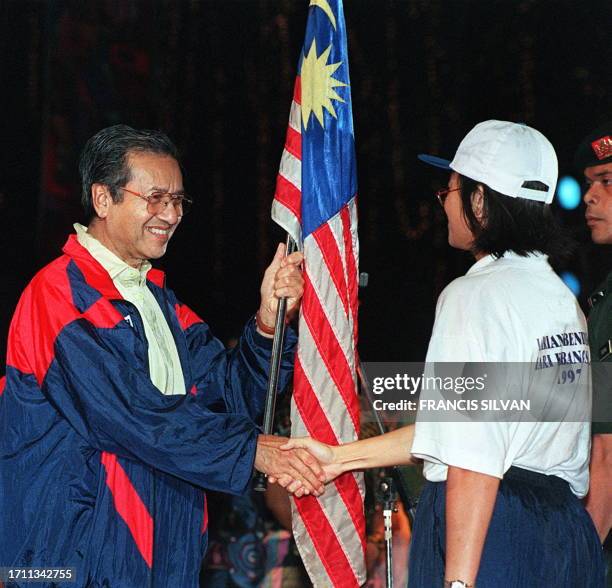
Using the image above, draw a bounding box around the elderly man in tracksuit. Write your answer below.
[0,125,324,587]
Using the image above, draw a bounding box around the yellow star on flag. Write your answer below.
[300,39,348,129]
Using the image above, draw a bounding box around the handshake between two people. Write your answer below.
[254,426,417,498]
[254,246,417,496]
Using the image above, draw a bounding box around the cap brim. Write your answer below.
[417,154,452,170]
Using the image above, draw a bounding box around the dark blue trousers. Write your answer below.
[408,467,605,587]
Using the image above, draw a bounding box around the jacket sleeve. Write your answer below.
[47,319,260,494]
[9,276,263,495]
[176,302,297,424]
[175,304,297,422]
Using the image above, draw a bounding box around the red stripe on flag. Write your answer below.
[301,274,360,431]
[333,474,367,556]
[294,495,360,588]
[293,358,339,445]
[312,223,350,318]
[285,126,302,161]
[293,358,366,550]
[0,376,5,396]
[274,173,302,221]
[101,452,153,568]
[294,76,301,105]
[340,202,359,352]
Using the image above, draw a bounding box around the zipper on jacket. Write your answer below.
[111,300,150,374]
[114,299,157,586]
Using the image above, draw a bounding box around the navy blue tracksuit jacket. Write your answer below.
[0,234,296,587]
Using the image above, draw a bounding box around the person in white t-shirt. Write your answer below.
[282,121,604,587]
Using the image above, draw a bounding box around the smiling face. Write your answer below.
[583,162,612,245]
[88,151,183,267]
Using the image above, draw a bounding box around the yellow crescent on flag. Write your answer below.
[309,0,337,29]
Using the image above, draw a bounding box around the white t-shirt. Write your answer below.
[411,252,591,497]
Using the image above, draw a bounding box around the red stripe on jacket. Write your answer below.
[101,452,154,568]
[202,493,208,533]
[175,303,204,331]
[6,254,124,386]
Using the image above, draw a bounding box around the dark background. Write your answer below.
[1,0,610,367]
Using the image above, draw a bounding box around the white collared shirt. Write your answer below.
[75,223,186,395]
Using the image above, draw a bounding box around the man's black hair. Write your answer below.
[458,174,574,260]
[78,124,180,219]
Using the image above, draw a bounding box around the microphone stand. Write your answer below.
[357,361,418,528]
[357,273,418,587]
[379,476,396,588]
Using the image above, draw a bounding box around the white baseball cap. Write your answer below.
[419,120,558,204]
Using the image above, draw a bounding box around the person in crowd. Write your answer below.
[575,122,612,565]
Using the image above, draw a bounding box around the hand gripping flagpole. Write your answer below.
[254,234,298,492]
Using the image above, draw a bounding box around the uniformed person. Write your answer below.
[575,122,612,551]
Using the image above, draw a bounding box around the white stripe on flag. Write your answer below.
[271,200,302,245]
[296,325,357,443]
[290,505,335,587]
[304,240,355,378]
[317,475,366,581]
[288,99,301,133]
[322,212,357,373]
[348,198,359,261]
[290,365,366,585]
[279,148,301,191]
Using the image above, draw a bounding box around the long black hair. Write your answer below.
[458,174,574,260]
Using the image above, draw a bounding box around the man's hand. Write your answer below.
[281,426,419,482]
[281,437,345,483]
[257,243,304,334]
[255,435,325,497]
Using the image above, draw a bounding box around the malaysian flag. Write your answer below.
[271,1,365,586]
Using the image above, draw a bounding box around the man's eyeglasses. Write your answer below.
[118,187,193,216]
[435,186,460,206]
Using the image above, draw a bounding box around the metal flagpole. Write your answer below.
[358,363,418,588]
[253,234,298,492]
